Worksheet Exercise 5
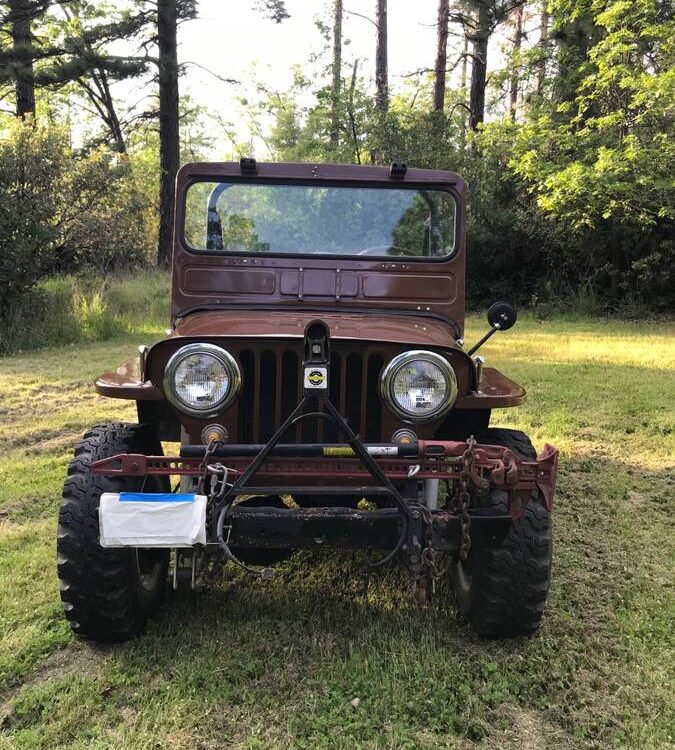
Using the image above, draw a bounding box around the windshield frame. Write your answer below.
[180,177,460,263]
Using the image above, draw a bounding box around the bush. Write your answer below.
[0,120,152,317]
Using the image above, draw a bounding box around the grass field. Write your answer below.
[0,314,673,749]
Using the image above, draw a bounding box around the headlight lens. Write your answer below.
[381,351,457,422]
[163,344,240,416]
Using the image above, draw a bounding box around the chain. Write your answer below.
[456,435,476,561]
[414,435,478,591]
[419,503,447,592]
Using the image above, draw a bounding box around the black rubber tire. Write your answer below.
[57,423,170,642]
[450,428,552,638]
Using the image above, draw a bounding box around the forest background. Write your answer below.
[0,0,672,353]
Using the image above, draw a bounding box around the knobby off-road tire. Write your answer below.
[57,423,170,642]
[450,428,552,639]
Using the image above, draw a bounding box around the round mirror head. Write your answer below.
[487,301,517,330]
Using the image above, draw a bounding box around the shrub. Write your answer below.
[0,119,151,317]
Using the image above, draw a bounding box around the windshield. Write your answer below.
[183,181,456,259]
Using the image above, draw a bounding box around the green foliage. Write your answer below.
[249,0,673,312]
[0,119,152,317]
[510,0,674,309]
[462,123,562,305]
[0,270,169,353]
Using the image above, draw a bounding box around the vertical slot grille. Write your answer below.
[238,350,255,443]
[259,351,276,441]
[345,353,363,434]
[281,351,299,441]
[237,347,384,444]
[365,354,383,441]
[324,353,342,442]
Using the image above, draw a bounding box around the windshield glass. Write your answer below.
[184,181,456,259]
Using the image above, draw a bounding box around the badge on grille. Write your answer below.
[304,366,327,389]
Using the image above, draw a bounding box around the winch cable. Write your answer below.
[362,521,407,568]
[204,462,274,579]
[215,501,273,579]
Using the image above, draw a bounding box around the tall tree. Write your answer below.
[508,1,523,120]
[1,0,50,117]
[459,31,469,146]
[9,0,35,116]
[156,0,179,268]
[468,0,489,130]
[374,0,387,113]
[49,1,152,152]
[535,0,548,97]
[329,0,342,146]
[551,3,599,107]
[512,0,674,307]
[433,0,449,111]
[463,0,527,130]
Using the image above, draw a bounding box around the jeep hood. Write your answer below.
[172,310,461,350]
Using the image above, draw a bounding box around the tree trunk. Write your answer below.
[469,1,490,131]
[157,0,180,268]
[459,33,469,149]
[9,0,36,118]
[509,2,523,121]
[433,0,449,111]
[347,59,361,164]
[98,70,126,153]
[80,71,127,153]
[329,0,342,147]
[375,0,388,113]
[58,3,127,152]
[536,1,549,97]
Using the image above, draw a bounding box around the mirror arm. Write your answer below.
[467,323,500,356]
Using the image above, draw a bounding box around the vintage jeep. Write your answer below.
[57,160,558,642]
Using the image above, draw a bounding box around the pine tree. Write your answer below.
[375,0,387,113]
[0,0,50,117]
[329,0,342,146]
[433,0,449,111]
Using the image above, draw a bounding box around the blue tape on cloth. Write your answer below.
[118,493,196,503]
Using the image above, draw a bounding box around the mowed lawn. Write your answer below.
[0,315,673,750]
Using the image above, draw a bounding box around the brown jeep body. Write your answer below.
[96,161,525,446]
[58,160,557,643]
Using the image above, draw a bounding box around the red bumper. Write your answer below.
[91,440,559,515]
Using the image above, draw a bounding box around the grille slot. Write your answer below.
[237,348,383,443]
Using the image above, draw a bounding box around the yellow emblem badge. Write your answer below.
[308,370,325,386]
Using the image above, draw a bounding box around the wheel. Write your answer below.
[57,423,170,642]
[449,428,552,638]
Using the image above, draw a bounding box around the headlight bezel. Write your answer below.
[163,343,241,417]
[380,350,457,423]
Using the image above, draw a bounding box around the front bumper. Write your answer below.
[92,439,558,551]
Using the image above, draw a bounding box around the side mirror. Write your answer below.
[468,301,518,356]
[487,301,517,331]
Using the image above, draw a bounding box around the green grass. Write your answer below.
[0,313,673,749]
[0,271,170,354]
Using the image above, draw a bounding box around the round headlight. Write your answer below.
[381,351,457,423]
[163,344,240,417]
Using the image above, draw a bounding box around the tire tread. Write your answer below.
[57,423,168,642]
[451,428,552,638]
